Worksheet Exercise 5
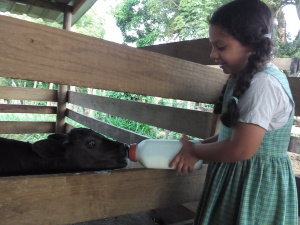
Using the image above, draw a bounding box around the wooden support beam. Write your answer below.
[288,77,300,116]
[65,122,76,133]
[55,6,72,134]
[0,121,55,134]
[0,104,56,114]
[0,86,57,101]
[72,0,86,14]
[141,39,215,65]
[68,91,218,139]
[0,166,207,225]
[0,15,227,104]
[55,84,67,133]
[142,39,296,71]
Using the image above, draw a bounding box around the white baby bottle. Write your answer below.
[128,139,202,170]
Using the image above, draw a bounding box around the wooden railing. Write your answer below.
[0,15,299,224]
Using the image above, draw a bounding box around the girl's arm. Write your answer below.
[170,122,266,173]
[201,134,219,144]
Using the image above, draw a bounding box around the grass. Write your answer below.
[0,113,56,142]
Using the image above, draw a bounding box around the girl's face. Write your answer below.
[209,25,253,74]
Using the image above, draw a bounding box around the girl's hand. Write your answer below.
[169,134,200,173]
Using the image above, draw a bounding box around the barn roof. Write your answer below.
[0,0,97,25]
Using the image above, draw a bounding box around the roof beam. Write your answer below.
[12,0,71,12]
[72,0,86,15]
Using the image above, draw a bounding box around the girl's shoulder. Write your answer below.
[239,62,293,130]
[252,62,284,88]
[252,70,282,91]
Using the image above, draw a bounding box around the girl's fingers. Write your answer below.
[176,161,184,172]
[188,166,193,173]
[180,134,189,143]
[169,154,180,168]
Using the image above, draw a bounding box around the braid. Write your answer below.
[221,38,273,127]
[213,80,228,114]
[210,0,274,128]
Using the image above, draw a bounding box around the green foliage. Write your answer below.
[113,0,175,46]
[105,90,145,101]
[113,0,231,46]
[93,112,183,140]
[113,0,300,58]
[173,0,230,40]
[0,133,49,143]
[72,6,105,38]
[276,38,300,57]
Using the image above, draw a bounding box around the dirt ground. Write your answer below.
[289,152,300,175]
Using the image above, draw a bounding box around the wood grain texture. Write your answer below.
[0,86,57,101]
[288,77,300,116]
[142,38,295,71]
[0,15,227,104]
[0,104,56,114]
[68,91,218,139]
[0,121,55,134]
[0,166,207,225]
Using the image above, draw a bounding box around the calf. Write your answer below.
[0,128,128,176]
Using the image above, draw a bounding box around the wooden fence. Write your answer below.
[0,15,299,224]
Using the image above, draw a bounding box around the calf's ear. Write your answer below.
[32,139,65,160]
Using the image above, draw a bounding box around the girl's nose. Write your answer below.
[210,47,218,60]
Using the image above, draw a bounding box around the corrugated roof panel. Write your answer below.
[43,8,61,21]
[27,5,46,18]
[0,0,97,25]
[12,2,29,15]
[0,0,12,12]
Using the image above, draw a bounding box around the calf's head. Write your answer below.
[32,128,128,171]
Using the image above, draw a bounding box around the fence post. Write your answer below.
[55,5,72,134]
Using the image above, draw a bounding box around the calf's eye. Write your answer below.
[87,140,96,148]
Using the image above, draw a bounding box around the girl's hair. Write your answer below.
[210,0,274,127]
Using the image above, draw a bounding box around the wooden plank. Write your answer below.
[0,15,227,103]
[66,109,148,144]
[288,136,300,154]
[68,92,218,139]
[272,58,294,71]
[0,86,57,101]
[0,104,56,114]
[55,85,68,133]
[0,121,55,134]
[142,38,294,71]
[73,0,87,14]
[0,166,207,225]
[288,77,300,116]
[141,39,215,65]
[55,7,72,134]
[65,123,76,133]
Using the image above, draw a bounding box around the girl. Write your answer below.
[170,0,298,224]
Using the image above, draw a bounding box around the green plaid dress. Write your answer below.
[194,66,298,225]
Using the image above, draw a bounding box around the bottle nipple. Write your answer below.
[129,144,137,162]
